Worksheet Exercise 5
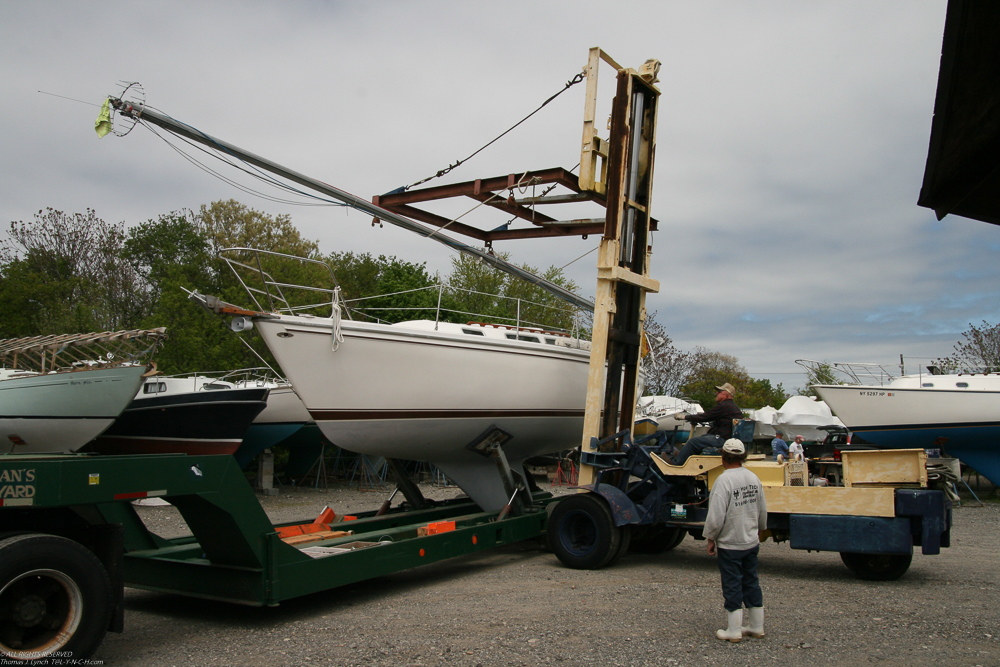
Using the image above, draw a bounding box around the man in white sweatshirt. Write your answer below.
[704,438,767,642]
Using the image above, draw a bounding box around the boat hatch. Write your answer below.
[143,382,168,394]
[461,329,486,336]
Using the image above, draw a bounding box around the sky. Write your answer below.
[3,1,997,396]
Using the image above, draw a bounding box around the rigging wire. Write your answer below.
[557,243,599,271]
[138,105,350,208]
[141,122,336,207]
[37,90,102,107]
[402,71,586,191]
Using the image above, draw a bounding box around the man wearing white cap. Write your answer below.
[670,382,742,465]
[704,438,767,642]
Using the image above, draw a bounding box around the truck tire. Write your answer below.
[548,493,623,570]
[839,552,912,581]
[629,526,685,554]
[0,534,113,661]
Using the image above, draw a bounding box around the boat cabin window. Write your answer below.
[956,382,969,388]
[202,382,228,391]
[143,382,167,394]
[505,334,540,343]
[922,383,934,387]
[461,329,485,336]
[545,338,556,345]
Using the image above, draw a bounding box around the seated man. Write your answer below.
[671,383,743,465]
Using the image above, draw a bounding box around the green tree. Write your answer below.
[197,200,319,259]
[445,253,581,333]
[120,211,256,374]
[935,320,1000,373]
[797,361,844,397]
[677,347,787,410]
[0,208,144,337]
[328,252,439,324]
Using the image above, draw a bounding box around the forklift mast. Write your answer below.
[578,48,662,485]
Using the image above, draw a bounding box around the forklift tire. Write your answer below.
[0,533,114,662]
[548,493,623,570]
[629,526,685,554]
[603,525,632,568]
[839,552,912,581]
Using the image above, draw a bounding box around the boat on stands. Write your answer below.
[0,329,165,454]
[88,372,269,456]
[189,249,594,511]
[801,359,1000,487]
[749,395,845,444]
[229,369,321,470]
[636,395,704,442]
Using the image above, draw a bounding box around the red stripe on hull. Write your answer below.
[90,437,241,456]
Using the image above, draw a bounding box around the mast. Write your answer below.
[108,98,595,313]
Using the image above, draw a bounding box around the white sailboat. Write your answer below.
[252,316,591,511]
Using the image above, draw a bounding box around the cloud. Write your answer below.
[5,0,986,393]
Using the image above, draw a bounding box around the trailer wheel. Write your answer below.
[0,534,113,661]
[839,552,913,581]
[629,526,685,554]
[548,493,623,570]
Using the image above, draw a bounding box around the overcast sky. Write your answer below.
[4,1,996,396]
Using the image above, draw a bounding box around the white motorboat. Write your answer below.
[807,361,1000,487]
[0,329,165,454]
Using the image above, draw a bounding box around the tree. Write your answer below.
[936,320,1000,373]
[641,312,696,397]
[0,208,145,336]
[196,200,319,259]
[120,211,254,374]
[797,362,844,397]
[677,347,787,410]
[445,253,581,334]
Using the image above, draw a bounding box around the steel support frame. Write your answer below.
[372,168,619,241]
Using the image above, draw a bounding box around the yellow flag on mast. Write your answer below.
[95,98,112,138]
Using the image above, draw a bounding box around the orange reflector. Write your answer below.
[472,535,478,545]
[419,548,425,557]
[343,515,358,521]
[426,520,456,535]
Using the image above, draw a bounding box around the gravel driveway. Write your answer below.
[93,483,999,667]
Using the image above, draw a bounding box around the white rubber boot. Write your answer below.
[716,609,743,642]
[742,607,765,638]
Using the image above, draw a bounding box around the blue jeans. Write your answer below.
[672,434,723,465]
[717,545,763,612]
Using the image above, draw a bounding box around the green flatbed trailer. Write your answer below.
[0,453,553,662]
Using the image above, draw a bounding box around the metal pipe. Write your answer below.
[111,99,595,313]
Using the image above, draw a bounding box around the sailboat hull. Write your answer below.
[255,316,590,510]
[0,366,150,454]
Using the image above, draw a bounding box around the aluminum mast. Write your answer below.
[108,98,595,313]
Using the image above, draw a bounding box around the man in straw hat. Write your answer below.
[670,382,742,465]
[705,438,767,642]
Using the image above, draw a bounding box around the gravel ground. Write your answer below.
[92,482,1000,667]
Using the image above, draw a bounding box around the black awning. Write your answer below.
[918,0,1000,225]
